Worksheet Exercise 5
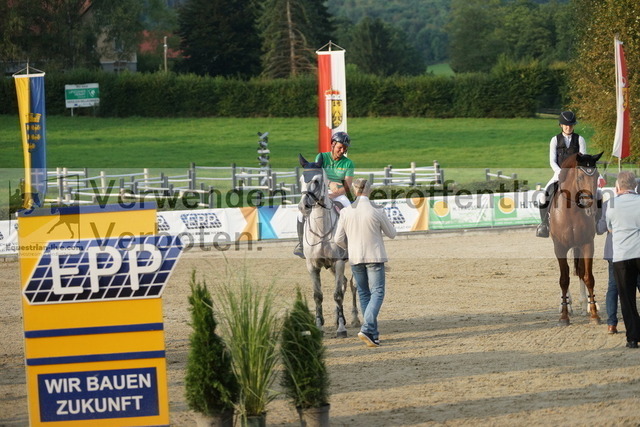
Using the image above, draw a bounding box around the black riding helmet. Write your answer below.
[331,131,351,147]
[559,111,577,126]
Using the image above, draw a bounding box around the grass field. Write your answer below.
[426,63,455,76]
[0,114,591,170]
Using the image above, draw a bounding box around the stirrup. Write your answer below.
[536,223,549,238]
[293,244,305,259]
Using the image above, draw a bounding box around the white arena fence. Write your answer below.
[35,162,444,209]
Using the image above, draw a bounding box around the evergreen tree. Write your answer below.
[347,16,424,76]
[448,0,504,73]
[177,0,261,78]
[259,0,333,78]
[449,0,573,73]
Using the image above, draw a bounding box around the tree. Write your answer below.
[448,0,504,73]
[347,16,424,76]
[176,0,261,78]
[570,0,640,163]
[259,0,331,78]
[90,0,145,66]
[449,0,573,73]
[1,0,152,71]
[326,0,450,65]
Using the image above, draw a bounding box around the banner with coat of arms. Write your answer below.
[14,68,48,208]
[317,42,347,153]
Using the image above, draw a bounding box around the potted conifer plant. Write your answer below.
[280,289,330,427]
[217,269,280,427]
[185,272,239,427]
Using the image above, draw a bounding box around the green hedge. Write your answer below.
[1,64,565,118]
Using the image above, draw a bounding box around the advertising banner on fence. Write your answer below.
[14,71,47,208]
[375,198,428,233]
[18,203,178,426]
[317,42,347,153]
[257,204,298,240]
[428,191,540,230]
[157,207,258,246]
[258,198,428,239]
[0,219,18,255]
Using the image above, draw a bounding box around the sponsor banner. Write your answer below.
[375,198,427,233]
[428,191,540,230]
[0,219,18,255]
[259,198,428,239]
[492,192,540,226]
[157,207,257,244]
[257,204,299,240]
[18,203,173,426]
[317,44,347,153]
[14,72,47,208]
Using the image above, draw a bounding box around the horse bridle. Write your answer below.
[301,176,338,244]
[558,165,598,208]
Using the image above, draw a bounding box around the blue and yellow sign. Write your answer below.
[18,203,181,426]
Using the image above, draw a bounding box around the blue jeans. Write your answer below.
[606,259,640,326]
[351,263,386,339]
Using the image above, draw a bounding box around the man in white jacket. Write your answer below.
[335,178,397,347]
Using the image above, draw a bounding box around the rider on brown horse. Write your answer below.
[537,111,587,238]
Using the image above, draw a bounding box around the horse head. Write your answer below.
[298,154,327,214]
[557,151,603,213]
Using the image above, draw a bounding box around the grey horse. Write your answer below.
[298,154,360,337]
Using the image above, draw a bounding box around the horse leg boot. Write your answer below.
[537,182,557,238]
[293,218,305,259]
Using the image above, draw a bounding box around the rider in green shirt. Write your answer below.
[294,132,354,258]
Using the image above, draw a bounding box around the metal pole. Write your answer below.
[163,36,168,73]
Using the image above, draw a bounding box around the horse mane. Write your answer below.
[558,153,579,183]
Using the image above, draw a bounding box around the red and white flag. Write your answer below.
[613,37,631,159]
[317,43,347,153]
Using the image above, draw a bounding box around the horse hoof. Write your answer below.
[590,317,601,325]
[557,319,570,327]
[350,320,361,328]
[336,331,348,339]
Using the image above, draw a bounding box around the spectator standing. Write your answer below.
[605,171,640,348]
[334,179,396,347]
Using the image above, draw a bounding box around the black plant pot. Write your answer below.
[297,404,330,427]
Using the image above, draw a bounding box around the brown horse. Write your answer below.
[549,152,603,325]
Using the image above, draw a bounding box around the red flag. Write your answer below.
[316,43,347,153]
[613,37,631,159]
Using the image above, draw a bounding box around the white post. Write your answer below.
[163,36,168,73]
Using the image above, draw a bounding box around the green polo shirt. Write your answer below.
[315,152,355,183]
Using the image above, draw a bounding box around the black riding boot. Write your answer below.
[536,183,557,238]
[293,218,305,259]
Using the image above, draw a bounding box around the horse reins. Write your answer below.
[301,183,339,246]
[556,166,598,208]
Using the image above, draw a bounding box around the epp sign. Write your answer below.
[24,235,182,305]
[385,206,406,225]
[179,212,222,229]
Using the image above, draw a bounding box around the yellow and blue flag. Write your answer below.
[14,72,47,208]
